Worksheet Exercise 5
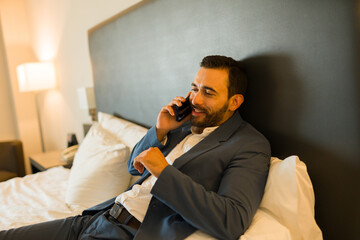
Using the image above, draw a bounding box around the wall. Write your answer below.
[0,0,142,173]
[0,0,41,174]
[0,17,17,141]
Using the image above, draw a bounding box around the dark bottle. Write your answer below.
[67,133,78,147]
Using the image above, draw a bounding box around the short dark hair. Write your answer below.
[200,55,247,98]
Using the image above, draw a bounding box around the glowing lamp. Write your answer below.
[17,62,56,92]
[16,62,56,152]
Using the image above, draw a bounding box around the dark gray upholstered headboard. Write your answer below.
[88,0,360,239]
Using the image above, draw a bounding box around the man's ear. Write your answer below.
[229,94,244,111]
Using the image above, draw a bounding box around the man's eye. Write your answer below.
[205,91,214,96]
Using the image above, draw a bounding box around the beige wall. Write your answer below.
[0,0,41,174]
[0,18,17,141]
[0,0,142,174]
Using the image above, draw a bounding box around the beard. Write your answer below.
[190,101,229,128]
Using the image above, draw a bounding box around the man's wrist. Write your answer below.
[156,127,168,142]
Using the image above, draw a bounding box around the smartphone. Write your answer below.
[174,96,192,122]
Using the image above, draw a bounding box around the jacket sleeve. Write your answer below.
[151,150,270,240]
[127,126,166,176]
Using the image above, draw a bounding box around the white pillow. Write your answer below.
[187,209,290,240]
[66,123,131,209]
[259,156,323,240]
[98,112,148,151]
[186,156,322,240]
[239,209,291,240]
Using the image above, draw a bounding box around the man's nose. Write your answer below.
[191,92,203,106]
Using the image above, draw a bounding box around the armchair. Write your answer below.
[0,140,25,181]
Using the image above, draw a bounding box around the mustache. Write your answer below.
[191,104,208,113]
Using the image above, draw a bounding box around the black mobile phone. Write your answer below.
[175,96,192,122]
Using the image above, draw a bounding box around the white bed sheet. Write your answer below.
[0,167,83,230]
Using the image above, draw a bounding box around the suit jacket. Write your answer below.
[83,111,270,240]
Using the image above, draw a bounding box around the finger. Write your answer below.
[170,99,183,107]
[160,105,175,116]
[136,164,144,174]
[174,96,185,102]
[163,105,175,116]
[153,147,162,154]
[133,157,144,173]
[133,161,143,173]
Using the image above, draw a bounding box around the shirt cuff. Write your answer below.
[160,135,168,146]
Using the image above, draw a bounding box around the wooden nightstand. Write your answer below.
[29,150,72,173]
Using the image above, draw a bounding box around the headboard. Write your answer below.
[88,0,360,239]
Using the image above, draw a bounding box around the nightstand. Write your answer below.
[29,150,72,173]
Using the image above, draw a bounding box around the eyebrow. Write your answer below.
[191,83,217,93]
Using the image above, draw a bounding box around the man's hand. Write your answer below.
[156,93,191,142]
[133,147,169,178]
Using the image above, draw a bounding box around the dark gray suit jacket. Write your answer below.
[83,112,270,240]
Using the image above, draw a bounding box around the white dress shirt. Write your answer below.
[115,126,218,222]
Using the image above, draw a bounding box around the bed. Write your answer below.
[0,112,322,239]
[1,0,359,239]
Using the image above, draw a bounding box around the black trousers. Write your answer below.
[0,210,137,240]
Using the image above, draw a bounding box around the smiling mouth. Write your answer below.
[192,107,206,116]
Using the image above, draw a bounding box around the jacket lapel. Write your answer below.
[173,111,244,169]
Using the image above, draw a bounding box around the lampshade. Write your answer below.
[17,62,56,92]
[77,87,96,109]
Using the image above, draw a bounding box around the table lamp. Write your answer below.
[77,87,97,122]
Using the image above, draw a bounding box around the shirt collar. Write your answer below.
[190,126,218,136]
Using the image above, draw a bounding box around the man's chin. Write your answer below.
[190,116,207,128]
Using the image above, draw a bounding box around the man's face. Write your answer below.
[190,67,233,128]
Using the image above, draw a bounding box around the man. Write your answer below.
[0,55,270,240]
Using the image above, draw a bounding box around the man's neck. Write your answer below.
[191,126,205,134]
